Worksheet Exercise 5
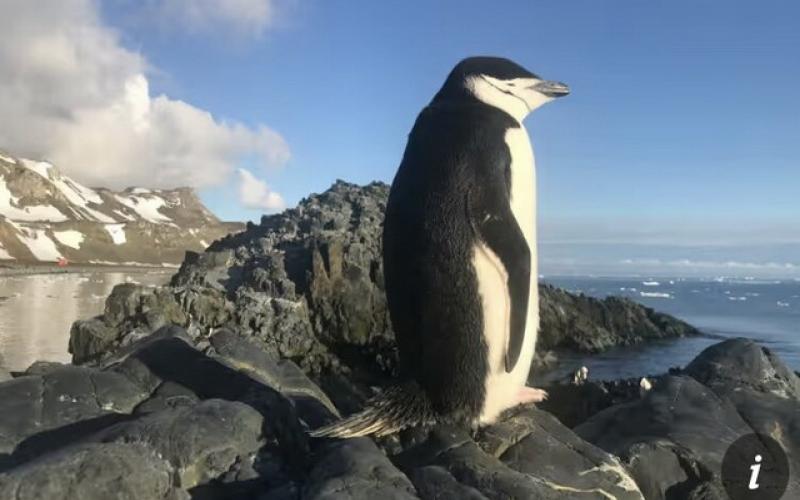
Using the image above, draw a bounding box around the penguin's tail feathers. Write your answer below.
[309,381,437,439]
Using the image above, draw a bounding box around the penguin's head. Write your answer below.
[433,56,569,121]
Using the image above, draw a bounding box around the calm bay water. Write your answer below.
[0,270,171,371]
[540,276,800,382]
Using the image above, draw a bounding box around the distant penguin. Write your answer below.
[639,377,653,397]
[573,366,589,386]
[311,56,569,438]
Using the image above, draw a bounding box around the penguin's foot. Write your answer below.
[517,387,549,404]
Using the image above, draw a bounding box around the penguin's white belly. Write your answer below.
[474,125,539,424]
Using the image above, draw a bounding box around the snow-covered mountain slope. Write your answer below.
[0,149,244,265]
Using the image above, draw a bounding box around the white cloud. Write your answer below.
[0,0,289,195]
[238,168,285,211]
[144,0,277,39]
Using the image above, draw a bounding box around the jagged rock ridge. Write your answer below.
[68,181,698,392]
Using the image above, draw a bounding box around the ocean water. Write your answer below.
[2,271,798,382]
[538,276,800,382]
[0,271,171,371]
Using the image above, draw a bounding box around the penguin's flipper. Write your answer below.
[467,184,531,373]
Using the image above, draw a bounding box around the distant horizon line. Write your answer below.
[539,273,800,282]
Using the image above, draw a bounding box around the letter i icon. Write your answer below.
[749,454,762,490]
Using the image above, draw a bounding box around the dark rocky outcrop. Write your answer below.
[575,338,800,499]
[539,284,700,352]
[0,443,188,500]
[399,410,642,499]
[1,325,647,499]
[67,181,697,391]
[4,329,797,499]
[2,181,790,499]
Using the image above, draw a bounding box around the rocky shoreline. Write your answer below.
[1,180,795,499]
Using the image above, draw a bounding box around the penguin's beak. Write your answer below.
[532,80,570,98]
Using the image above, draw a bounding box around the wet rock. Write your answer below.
[684,338,800,494]
[208,328,339,427]
[684,337,800,399]
[537,381,612,428]
[132,380,200,414]
[69,285,191,365]
[0,326,332,496]
[397,416,644,500]
[0,365,149,459]
[23,361,69,376]
[69,318,120,364]
[0,442,188,500]
[92,399,264,490]
[575,339,800,499]
[576,376,750,479]
[304,438,418,500]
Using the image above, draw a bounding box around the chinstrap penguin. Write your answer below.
[311,56,569,438]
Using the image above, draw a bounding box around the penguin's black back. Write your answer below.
[383,101,518,421]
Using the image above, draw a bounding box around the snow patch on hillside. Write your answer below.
[20,159,53,179]
[114,194,172,223]
[79,205,117,223]
[53,230,85,249]
[104,223,127,245]
[113,209,135,221]
[0,177,68,222]
[0,243,11,259]
[0,153,16,164]
[53,176,104,206]
[46,168,115,223]
[13,224,63,261]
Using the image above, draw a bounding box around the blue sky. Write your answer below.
[3,1,799,277]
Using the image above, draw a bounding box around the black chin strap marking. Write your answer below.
[478,75,531,113]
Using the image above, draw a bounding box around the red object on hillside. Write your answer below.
[57,257,69,267]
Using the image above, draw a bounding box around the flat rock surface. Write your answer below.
[304,438,418,500]
[0,442,188,500]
